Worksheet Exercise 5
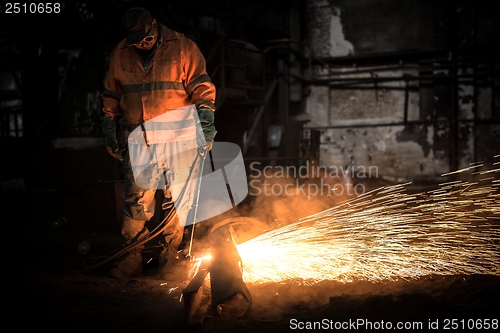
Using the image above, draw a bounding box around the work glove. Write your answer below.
[197,107,217,154]
[101,117,126,161]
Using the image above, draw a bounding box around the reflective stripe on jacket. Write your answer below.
[101,24,216,125]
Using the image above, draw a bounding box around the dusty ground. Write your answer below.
[8,188,500,333]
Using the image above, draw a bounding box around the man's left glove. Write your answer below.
[197,107,217,152]
[101,117,126,161]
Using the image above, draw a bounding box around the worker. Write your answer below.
[101,7,216,279]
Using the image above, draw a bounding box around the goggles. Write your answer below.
[130,28,154,45]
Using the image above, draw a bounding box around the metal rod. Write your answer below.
[290,72,494,87]
[244,156,305,161]
[187,151,207,259]
[311,46,496,66]
[301,118,499,131]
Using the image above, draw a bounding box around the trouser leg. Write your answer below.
[109,148,157,279]
[159,139,201,258]
[121,218,149,248]
[157,186,188,278]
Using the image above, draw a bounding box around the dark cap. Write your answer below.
[121,7,153,45]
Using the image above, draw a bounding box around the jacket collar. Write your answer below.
[160,24,178,42]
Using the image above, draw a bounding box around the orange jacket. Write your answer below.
[101,24,216,125]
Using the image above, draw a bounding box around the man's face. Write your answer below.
[132,19,158,50]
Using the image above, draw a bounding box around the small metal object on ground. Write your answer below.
[51,216,68,229]
[78,240,91,255]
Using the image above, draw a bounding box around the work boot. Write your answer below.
[109,250,143,279]
[109,218,148,279]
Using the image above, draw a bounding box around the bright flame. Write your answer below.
[237,160,500,285]
[186,253,213,280]
[200,254,213,261]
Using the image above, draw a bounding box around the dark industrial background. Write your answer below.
[1,0,498,229]
[2,2,499,332]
